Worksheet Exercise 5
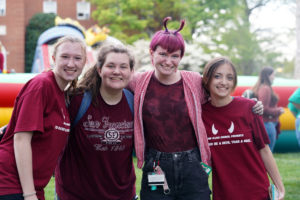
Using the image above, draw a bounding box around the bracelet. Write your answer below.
[23,191,36,198]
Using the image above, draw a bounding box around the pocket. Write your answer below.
[142,156,154,172]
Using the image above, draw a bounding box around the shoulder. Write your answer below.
[29,71,54,87]
[133,70,153,80]
[180,70,201,79]
[180,70,202,87]
[19,72,54,97]
[259,84,271,92]
[234,96,256,109]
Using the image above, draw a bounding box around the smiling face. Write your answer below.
[150,46,182,77]
[97,52,133,92]
[209,63,236,100]
[52,41,86,90]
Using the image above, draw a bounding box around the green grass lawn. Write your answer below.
[45,153,300,200]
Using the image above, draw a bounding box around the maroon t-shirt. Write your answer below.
[0,71,70,200]
[202,97,270,200]
[143,74,197,152]
[55,92,136,200]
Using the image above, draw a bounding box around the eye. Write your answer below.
[172,54,180,59]
[159,52,167,57]
[120,64,129,69]
[107,64,115,68]
[214,74,221,79]
[75,56,82,61]
[61,55,69,59]
[227,76,234,81]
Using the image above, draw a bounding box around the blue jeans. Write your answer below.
[264,122,278,152]
[296,117,300,147]
[140,148,211,200]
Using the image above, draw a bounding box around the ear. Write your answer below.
[96,66,102,76]
[52,55,56,63]
[149,49,154,56]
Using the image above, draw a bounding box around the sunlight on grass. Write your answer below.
[45,153,300,200]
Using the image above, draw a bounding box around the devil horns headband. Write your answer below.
[163,16,185,34]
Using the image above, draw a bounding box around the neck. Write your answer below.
[100,87,123,105]
[154,70,181,85]
[210,95,233,107]
[53,71,68,91]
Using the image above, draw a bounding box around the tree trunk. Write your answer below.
[295,0,300,79]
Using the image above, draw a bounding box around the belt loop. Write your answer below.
[187,150,193,162]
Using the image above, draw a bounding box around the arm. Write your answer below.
[259,145,285,200]
[14,132,38,200]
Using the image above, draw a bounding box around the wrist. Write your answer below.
[23,191,36,198]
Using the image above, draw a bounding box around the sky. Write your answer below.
[250,1,296,61]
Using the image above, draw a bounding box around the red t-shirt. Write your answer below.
[0,71,70,200]
[55,92,136,200]
[142,75,197,152]
[202,97,270,200]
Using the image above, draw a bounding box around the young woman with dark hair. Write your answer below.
[202,57,285,200]
[252,67,284,152]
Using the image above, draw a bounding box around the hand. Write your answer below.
[279,107,285,114]
[252,99,263,115]
[278,189,285,200]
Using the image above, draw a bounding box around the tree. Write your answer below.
[193,0,285,75]
[89,0,239,43]
[25,13,56,72]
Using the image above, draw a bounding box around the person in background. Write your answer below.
[288,88,300,147]
[55,44,137,200]
[128,17,263,200]
[0,36,86,200]
[202,57,285,200]
[252,67,284,152]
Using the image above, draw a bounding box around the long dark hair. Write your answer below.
[72,44,135,105]
[252,66,278,102]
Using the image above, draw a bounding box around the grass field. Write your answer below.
[45,153,300,200]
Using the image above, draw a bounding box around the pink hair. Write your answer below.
[150,17,185,57]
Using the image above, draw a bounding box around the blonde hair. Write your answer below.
[52,35,87,61]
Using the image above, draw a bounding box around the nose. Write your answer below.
[165,56,172,65]
[67,58,75,67]
[220,77,227,84]
[113,66,121,74]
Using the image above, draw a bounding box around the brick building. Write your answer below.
[0,0,97,72]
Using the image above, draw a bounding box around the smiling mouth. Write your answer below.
[110,77,123,81]
[64,69,77,72]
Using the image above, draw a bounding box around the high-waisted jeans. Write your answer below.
[140,148,211,200]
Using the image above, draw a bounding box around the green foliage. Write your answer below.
[25,13,56,72]
[89,0,238,43]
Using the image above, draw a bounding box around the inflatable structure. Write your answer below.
[31,16,122,73]
[1,74,299,152]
